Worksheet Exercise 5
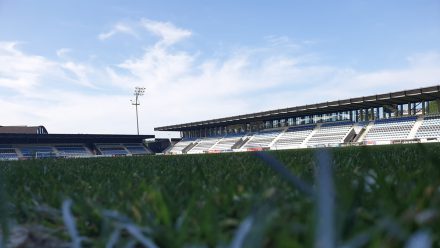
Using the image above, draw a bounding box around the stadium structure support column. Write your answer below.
[413,103,416,115]
[422,101,426,115]
[437,99,440,113]
[427,101,430,114]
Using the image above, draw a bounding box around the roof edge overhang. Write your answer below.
[0,133,155,144]
[155,85,440,132]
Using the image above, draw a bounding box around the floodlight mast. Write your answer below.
[131,87,145,135]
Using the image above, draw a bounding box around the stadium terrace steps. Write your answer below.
[210,134,245,151]
[272,125,315,150]
[415,115,440,140]
[232,136,251,150]
[187,136,223,154]
[240,129,284,150]
[170,134,249,154]
[182,142,199,153]
[407,115,424,139]
[14,147,23,158]
[363,116,417,144]
[306,121,354,147]
[268,128,288,148]
[169,139,197,154]
[301,124,320,146]
[356,121,375,143]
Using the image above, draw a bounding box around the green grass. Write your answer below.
[1,143,440,247]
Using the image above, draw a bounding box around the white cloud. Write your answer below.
[0,42,57,94]
[265,35,301,50]
[56,48,71,58]
[140,18,192,46]
[61,61,96,88]
[98,23,137,40]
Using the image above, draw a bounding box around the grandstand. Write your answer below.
[156,85,440,154]
[3,85,440,158]
[0,128,154,160]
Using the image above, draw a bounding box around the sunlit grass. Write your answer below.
[1,143,439,247]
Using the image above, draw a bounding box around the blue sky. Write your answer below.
[0,0,439,137]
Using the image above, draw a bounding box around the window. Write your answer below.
[280,119,286,127]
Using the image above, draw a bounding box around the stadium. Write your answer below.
[1,85,440,160]
[159,85,440,154]
[0,85,439,160]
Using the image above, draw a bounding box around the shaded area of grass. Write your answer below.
[1,143,440,247]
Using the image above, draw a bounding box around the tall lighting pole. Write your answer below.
[131,87,145,135]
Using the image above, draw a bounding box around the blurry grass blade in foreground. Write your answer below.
[255,151,314,197]
[0,168,8,248]
[124,224,159,248]
[314,148,335,248]
[229,202,277,248]
[229,216,253,248]
[62,199,82,248]
[405,230,432,248]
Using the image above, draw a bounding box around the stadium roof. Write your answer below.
[0,133,154,144]
[155,85,440,131]
[0,126,47,134]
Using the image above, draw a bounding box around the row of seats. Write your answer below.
[170,122,355,154]
[210,134,244,151]
[0,148,19,160]
[187,136,223,154]
[364,116,417,142]
[0,143,152,160]
[124,143,152,155]
[307,122,353,146]
[273,125,314,149]
[416,115,440,139]
[169,134,245,154]
[169,115,440,154]
[20,146,55,158]
[95,143,152,156]
[241,130,283,149]
[169,138,197,154]
[55,145,91,157]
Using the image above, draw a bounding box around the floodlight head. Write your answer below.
[134,86,146,96]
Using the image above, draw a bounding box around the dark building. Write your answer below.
[0,126,155,160]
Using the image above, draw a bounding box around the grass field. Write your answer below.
[1,143,440,247]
